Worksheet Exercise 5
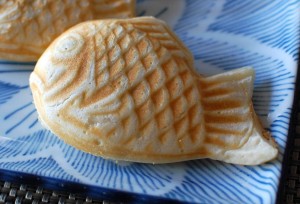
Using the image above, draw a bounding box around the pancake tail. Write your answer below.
[200,67,278,165]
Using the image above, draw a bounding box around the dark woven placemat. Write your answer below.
[277,100,300,204]
[0,180,115,204]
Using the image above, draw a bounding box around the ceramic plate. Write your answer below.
[0,0,299,203]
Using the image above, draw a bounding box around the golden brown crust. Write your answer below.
[30,17,206,161]
[30,17,278,164]
[0,0,135,61]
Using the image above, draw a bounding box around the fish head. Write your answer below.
[32,24,98,107]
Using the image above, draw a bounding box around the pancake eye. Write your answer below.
[53,32,84,59]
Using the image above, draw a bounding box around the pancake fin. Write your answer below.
[201,67,278,165]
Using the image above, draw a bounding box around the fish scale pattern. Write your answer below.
[115,22,203,150]
[0,0,134,60]
[2,1,89,44]
[34,20,204,157]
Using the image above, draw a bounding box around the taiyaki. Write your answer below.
[29,17,278,165]
[0,0,135,61]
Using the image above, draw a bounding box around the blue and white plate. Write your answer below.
[0,0,299,203]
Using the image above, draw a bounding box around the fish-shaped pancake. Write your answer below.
[0,0,135,61]
[29,17,278,165]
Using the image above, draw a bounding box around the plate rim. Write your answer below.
[275,48,300,204]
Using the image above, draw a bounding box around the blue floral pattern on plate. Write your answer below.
[0,0,299,203]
